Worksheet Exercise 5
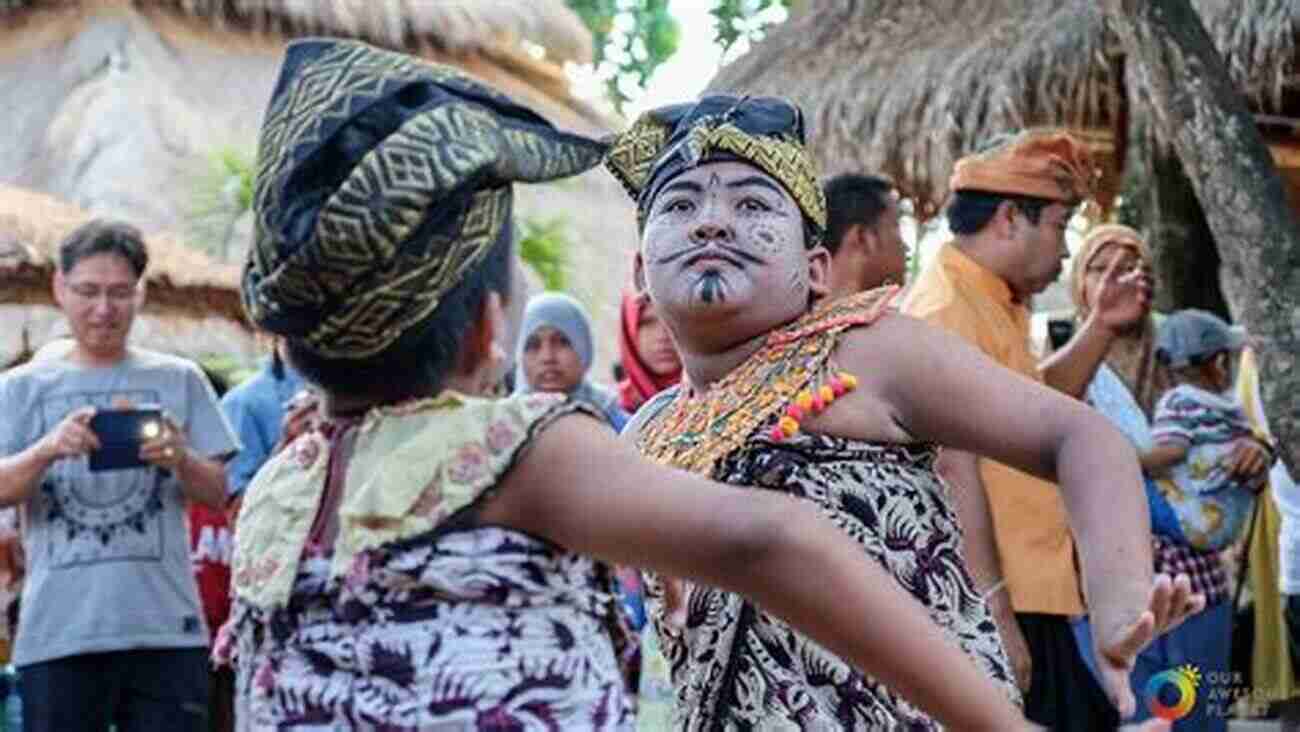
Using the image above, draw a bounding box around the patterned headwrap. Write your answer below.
[950,129,1098,204]
[604,95,826,245]
[244,39,606,359]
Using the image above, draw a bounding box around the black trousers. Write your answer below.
[1017,612,1121,732]
[20,647,209,732]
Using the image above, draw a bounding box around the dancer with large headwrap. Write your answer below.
[221,39,1052,730]
[608,96,1203,728]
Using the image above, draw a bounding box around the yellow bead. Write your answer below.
[796,390,814,410]
[779,416,800,437]
[840,372,859,390]
[819,385,835,403]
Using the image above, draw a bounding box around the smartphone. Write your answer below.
[88,406,165,472]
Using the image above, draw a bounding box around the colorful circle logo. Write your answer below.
[1144,665,1200,721]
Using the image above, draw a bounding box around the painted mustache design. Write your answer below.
[654,243,766,269]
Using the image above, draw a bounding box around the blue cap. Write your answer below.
[1155,309,1247,368]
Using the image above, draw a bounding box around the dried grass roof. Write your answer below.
[0,0,593,64]
[709,0,1300,216]
[0,184,245,323]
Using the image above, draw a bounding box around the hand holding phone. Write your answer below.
[88,406,165,472]
[38,407,101,463]
[138,411,189,473]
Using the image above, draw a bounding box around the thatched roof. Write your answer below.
[0,185,244,323]
[0,0,593,64]
[708,0,1300,217]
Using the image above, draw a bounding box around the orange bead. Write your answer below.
[778,416,800,437]
[819,385,835,403]
[840,372,859,390]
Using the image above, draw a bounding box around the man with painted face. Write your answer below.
[610,96,1199,729]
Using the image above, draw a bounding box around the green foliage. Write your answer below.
[518,216,574,291]
[568,0,680,111]
[186,146,257,260]
[197,352,258,392]
[710,0,792,54]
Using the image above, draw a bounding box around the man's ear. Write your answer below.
[52,269,66,309]
[855,223,881,256]
[995,200,1020,238]
[461,291,506,376]
[806,245,832,299]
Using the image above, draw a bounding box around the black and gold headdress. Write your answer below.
[604,95,826,244]
[244,39,606,359]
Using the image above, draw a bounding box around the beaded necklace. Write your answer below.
[637,286,899,475]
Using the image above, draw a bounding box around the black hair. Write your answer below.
[58,220,149,278]
[286,228,513,399]
[945,190,1056,236]
[822,174,895,255]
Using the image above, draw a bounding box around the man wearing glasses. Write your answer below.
[0,220,237,731]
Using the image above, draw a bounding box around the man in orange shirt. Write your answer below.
[904,130,1155,731]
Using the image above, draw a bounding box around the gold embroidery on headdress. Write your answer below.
[605,116,825,237]
[248,40,604,359]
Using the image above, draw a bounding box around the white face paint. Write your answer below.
[639,161,820,349]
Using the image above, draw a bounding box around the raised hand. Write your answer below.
[1092,254,1153,333]
[1092,574,1204,717]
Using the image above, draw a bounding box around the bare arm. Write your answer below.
[0,443,57,507]
[1141,443,1188,474]
[838,314,1197,715]
[1038,313,1118,398]
[482,415,1030,731]
[0,406,99,507]
[140,416,229,510]
[173,452,229,509]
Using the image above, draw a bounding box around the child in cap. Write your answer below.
[1142,309,1270,550]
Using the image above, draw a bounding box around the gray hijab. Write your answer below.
[512,292,622,424]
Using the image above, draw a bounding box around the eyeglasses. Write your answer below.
[64,282,138,302]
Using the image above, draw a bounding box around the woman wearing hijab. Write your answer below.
[617,292,682,414]
[221,38,1045,731]
[1066,224,1273,731]
[514,292,628,430]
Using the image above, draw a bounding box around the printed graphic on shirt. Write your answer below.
[37,390,166,568]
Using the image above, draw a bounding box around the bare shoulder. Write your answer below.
[801,314,934,445]
[834,312,949,384]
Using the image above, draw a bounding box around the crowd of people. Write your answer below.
[0,35,1293,732]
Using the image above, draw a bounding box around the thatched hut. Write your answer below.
[0,0,639,378]
[708,0,1300,217]
[0,184,255,366]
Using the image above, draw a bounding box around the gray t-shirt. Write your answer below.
[0,348,239,666]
